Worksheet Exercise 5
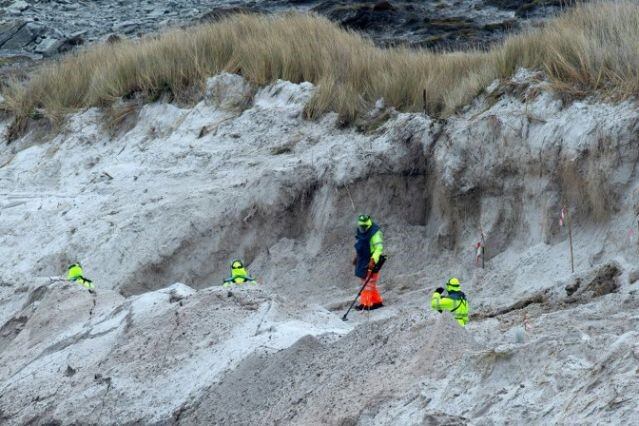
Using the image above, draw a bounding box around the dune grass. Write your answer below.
[2,1,639,138]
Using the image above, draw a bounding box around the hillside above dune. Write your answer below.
[0,0,571,63]
[3,1,638,141]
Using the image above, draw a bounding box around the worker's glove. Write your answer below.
[352,255,357,266]
[368,258,376,270]
[434,287,445,294]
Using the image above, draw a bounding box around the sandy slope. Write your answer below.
[0,282,351,423]
[2,71,639,424]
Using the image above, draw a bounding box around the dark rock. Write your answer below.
[104,33,122,44]
[373,1,394,12]
[64,365,77,377]
[198,7,254,23]
[566,262,621,303]
[584,263,621,297]
[315,3,398,32]
[94,373,112,385]
[57,31,85,54]
[565,278,580,297]
[515,0,564,18]
[485,0,526,9]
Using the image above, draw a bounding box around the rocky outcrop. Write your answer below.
[311,0,566,49]
[0,0,574,63]
[0,20,43,50]
[0,18,84,58]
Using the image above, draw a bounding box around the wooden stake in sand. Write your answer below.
[560,205,575,273]
[475,225,486,268]
[567,208,575,273]
[480,226,486,269]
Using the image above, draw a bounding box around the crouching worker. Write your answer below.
[223,259,257,288]
[67,263,95,292]
[431,277,468,326]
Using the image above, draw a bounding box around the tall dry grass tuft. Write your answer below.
[3,1,639,136]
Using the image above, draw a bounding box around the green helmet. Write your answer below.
[357,214,373,232]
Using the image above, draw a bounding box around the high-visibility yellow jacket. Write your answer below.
[223,267,256,288]
[431,290,468,326]
[369,230,383,264]
[355,223,384,278]
[67,264,95,290]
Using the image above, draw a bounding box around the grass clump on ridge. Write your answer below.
[2,1,639,137]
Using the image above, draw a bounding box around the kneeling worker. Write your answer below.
[223,259,257,288]
[431,277,468,326]
[67,263,95,291]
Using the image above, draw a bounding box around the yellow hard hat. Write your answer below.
[447,277,461,287]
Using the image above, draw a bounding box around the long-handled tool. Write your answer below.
[342,255,386,321]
